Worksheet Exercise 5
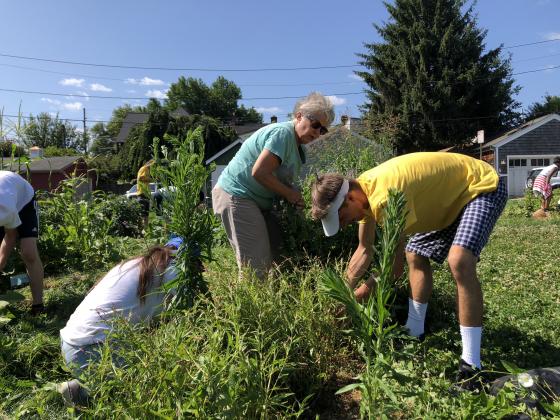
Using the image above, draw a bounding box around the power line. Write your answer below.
[0,87,364,101]
[0,62,364,88]
[2,61,557,102]
[504,38,560,49]
[0,52,359,72]
[0,37,558,74]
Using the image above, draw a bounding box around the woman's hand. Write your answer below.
[286,189,304,209]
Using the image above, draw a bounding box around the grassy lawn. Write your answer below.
[1,199,559,418]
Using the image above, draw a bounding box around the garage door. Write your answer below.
[508,158,529,196]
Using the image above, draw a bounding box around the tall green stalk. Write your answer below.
[319,188,408,418]
[151,128,215,309]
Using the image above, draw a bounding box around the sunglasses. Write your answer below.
[305,115,328,135]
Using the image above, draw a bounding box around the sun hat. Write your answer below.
[320,179,349,237]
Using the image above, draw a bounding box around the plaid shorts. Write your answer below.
[405,178,507,264]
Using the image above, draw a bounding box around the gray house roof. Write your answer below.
[482,113,560,149]
[1,156,84,173]
[114,112,150,144]
[114,108,193,145]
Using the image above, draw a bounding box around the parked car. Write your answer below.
[124,183,159,199]
[526,167,560,189]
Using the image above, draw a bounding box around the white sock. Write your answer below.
[460,325,482,369]
[405,298,427,337]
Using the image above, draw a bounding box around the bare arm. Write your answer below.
[347,221,377,301]
[0,228,18,272]
[252,149,303,207]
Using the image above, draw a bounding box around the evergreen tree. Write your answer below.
[525,95,560,121]
[358,0,521,152]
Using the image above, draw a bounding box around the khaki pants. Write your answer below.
[212,186,282,279]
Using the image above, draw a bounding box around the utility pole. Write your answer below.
[83,107,87,155]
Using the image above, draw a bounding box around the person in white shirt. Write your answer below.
[0,171,44,313]
[57,237,183,406]
[532,157,560,211]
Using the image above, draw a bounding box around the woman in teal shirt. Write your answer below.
[212,92,334,279]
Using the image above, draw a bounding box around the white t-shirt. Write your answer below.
[60,258,178,346]
[538,164,559,178]
[0,171,35,229]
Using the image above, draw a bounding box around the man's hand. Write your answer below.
[354,283,372,303]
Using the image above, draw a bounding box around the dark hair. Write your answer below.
[554,156,560,165]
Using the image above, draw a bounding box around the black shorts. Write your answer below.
[0,196,39,242]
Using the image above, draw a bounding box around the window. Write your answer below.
[509,159,528,167]
[530,158,551,167]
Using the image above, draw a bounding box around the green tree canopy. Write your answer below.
[525,95,560,121]
[23,113,84,151]
[358,0,521,152]
[89,122,114,155]
[166,76,262,123]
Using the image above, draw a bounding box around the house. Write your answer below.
[1,156,96,195]
[112,108,192,151]
[204,120,269,192]
[113,112,150,151]
[448,114,560,196]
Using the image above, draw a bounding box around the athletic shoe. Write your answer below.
[451,359,488,393]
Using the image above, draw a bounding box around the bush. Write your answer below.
[278,134,393,262]
[38,177,126,274]
[97,194,143,237]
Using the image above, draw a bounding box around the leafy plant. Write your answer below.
[319,189,409,417]
[152,128,216,308]
[38,175,125,272]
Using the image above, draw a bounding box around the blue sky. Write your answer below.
[0,0,558,134]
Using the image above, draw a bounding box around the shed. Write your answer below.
[1,156,95,195]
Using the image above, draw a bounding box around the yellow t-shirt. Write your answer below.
[136,163,152,198]
[357,152,499,234]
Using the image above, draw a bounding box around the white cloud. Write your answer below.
[63,102,83,111]
[77,91,90,101]
[348,73,362,81]
[544,32,560,41]
[41,97,82,112]
[90,83,112,92]
[327,95,347,106]
[140,77,164,86]
[256,106,282,114]
[59,78,85,87]
[126,77,165,86]
[41,98,61,105]
[146,89,168,99]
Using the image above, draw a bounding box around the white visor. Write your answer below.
[321,179,349,237]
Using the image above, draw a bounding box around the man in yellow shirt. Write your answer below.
[311,152,507,392]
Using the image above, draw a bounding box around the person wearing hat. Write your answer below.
[310,152,507,391]
[57,236,184,406]
[0,170,44,314]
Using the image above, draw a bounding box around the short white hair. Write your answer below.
[293,92,335,125]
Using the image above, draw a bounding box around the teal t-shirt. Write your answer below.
[217,121,305,209]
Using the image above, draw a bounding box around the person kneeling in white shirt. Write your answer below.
[57,236,183,406]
